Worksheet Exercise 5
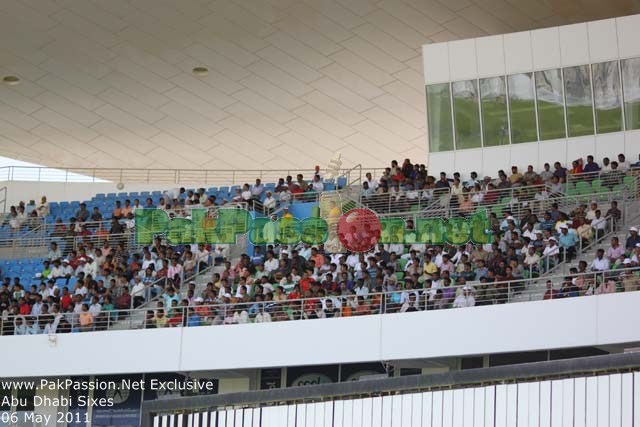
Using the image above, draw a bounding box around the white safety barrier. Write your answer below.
[153,371,640,426]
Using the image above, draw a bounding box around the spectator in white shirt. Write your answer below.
[364,172,378,191]
[590,249,610,271]
[48,242,61,261]
[263,251,279,273]
[251,179,264,198]
[453,287,476,308]
[617,153,630,171]
[311,175,324,192]
[263,191,277,213]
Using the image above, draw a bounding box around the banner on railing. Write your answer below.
[135,207,492,252]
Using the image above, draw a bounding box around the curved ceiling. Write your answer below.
[0,0,636,171]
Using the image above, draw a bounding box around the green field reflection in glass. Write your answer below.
[564,65,595,137]
[480,76,509,147]
[535,69,566,140]
[622,57,640,130]
[426,83,454,152]
[452,80,481,150]
[507,73,537,143]
[593,61,623,134]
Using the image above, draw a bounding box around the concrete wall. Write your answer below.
[1,292,640,378]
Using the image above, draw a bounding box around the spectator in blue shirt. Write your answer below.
[583,155,600,174]
[558,225,577,261]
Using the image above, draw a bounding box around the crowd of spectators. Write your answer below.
[361,153,639,215]
[1,152,639,334]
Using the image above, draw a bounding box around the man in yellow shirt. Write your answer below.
[422,254,439,278]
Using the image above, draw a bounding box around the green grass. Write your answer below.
[596,108,623,133]
[481,98,509,147]
[537,100,566,140]
[509,99,537,143]
[625,101,640,130]
[567,105,595,137]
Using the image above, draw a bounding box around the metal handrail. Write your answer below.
[0,166,387,186]
[3,266,638,336]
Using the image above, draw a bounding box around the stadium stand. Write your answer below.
[1,153,640,335]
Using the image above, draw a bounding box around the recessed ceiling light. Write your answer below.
[2,76,20,85]
[192,67,209,77]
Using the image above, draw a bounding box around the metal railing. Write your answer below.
[0,166,385,186]
[3,266,638,336]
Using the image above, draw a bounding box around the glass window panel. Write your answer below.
[507,73,538,143]
[452,80,481,149]
[622,57,640,130]
[592,61,623,133]
[535,69,566,140]
[564,65,594,137]
[480,76,509,146]
[426,83,454,152]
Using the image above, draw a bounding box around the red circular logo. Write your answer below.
[337,208,382,252]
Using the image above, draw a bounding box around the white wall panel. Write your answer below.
[495,385,507,427]
[484,386,495,427]
[382,396,393,427]
[448,39,477,82]
[504,31,532,75]
[454,148,483,179]
[362,398,372,427]
[343,400,354,427]
[559,23,590,67]
[562,379,574,427]
[517,383,529,427]
[202,374,637,427]
[597,375,610,427]
[452,389,464,427]
[410,393,423,427]
[334,400,344,427]
[324,402,334,427]
[621,373,633,427]
[616,14,640,59]
[372,396,383,427]
[634,372,640,426]
[609,373,622,427]
[401,393,413,427]
[538,140,566,171]
[531,27,561,71]
[432,391,444,427]
[473,387,485,427]
[303,403,314,427]
[462,388,474,427]
[595,133,625,163]
[586,377,598,427]
[625,130,640,156]
[587,18,619,63]
[391,394,403,426]
[423,43,450,84]
[528,382,540,427]
[510,141,539,171]
[352,399,363,427]
[574,377,586,427]
[422,392,433,427]
[442,390,454,427]
[482,145,510,179]
[539,381,551,427]
[429,151,456,176]
[551,381,564,427]
[476,35,505,78]
[566,136,596,164]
